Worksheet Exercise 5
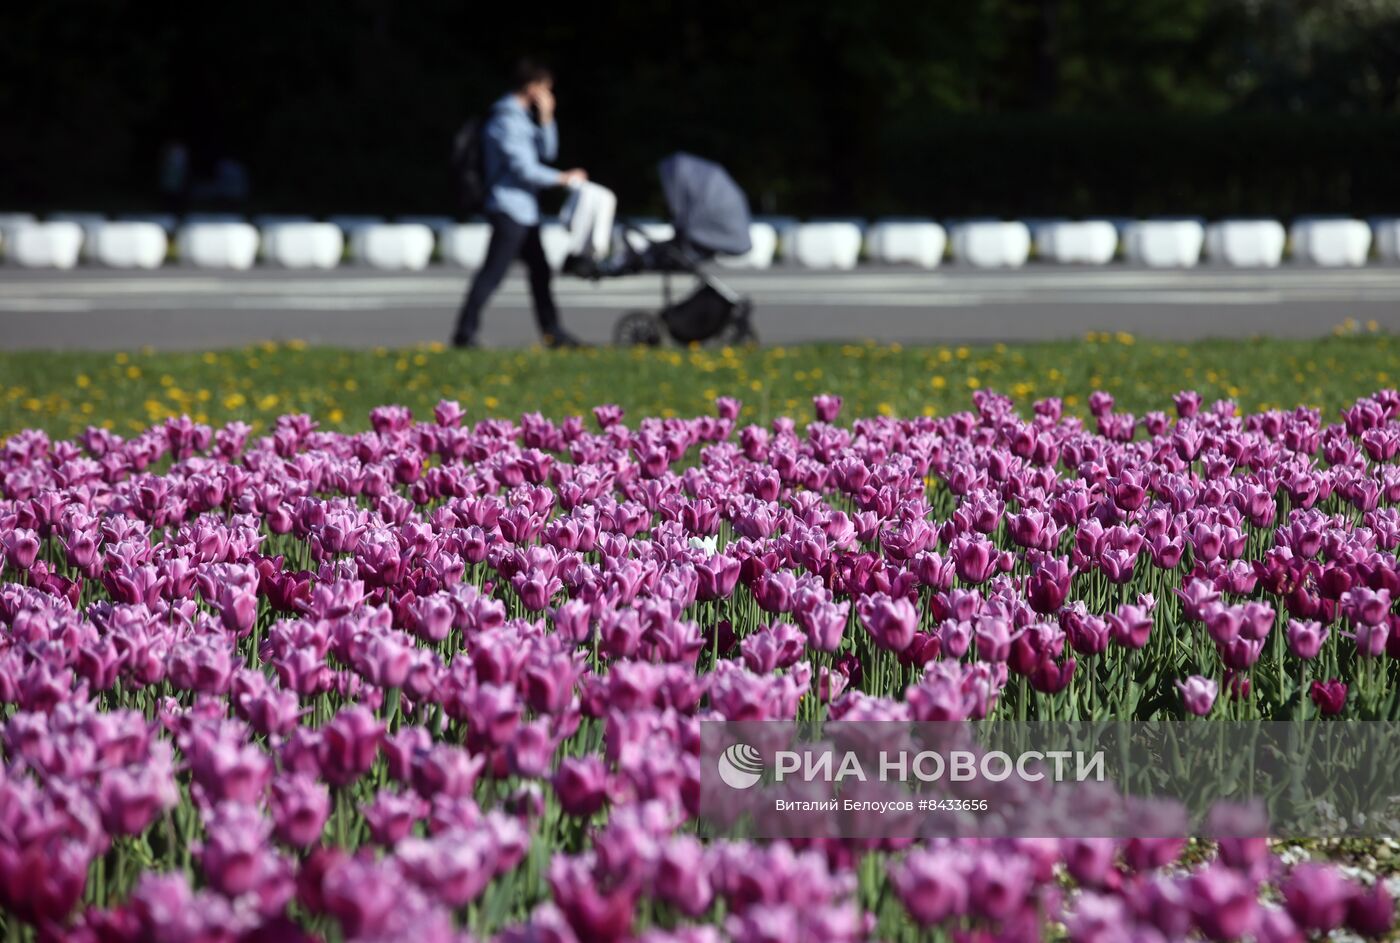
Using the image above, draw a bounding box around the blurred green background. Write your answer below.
[6,0,1400,218]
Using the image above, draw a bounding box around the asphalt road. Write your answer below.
[2,264,1399,350]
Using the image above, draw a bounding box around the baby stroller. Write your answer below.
[581,152,757,347]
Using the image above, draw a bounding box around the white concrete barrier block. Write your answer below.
[540,222,572,270]
[867,220,947,268]
[1290,218,1371,267]
[951,221,1031,268]
[8,222,84,268]
[329,215,386,239]
[1374,218,1400,261]
[350,223,434,270]
[756,216,800,259]
[0,212,37,230]
[46,211,104,226]
[1022,217,1068,243]
[716,222,778,269]
[177,222,260,269]
[93,222,169,269]
[440,223,493,268]
[252,214,313,228]
[1034,220,1118,265]
[262,222,344,269]
[1204,220,1285,267]
[1123,220,1204,268]
[0,213,38,258]
[48,213,106,259]
[118,213,178,234]
[788,222,863,269]
[183,212,245,225]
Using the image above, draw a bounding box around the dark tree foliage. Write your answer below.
[4,0,1400,217]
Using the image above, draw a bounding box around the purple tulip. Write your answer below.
[1188,864,1258,941]
[362,788,428,846]
[1346,881,1395,937]
[857,593,919,653]
[318,705,384,787]
[654,836,714,917]
[98,745,179,836]
[1283,863,1353,932]
[950,535,999,584]
[1174,676,1218,716]
[549,854,637,943]
[1285,619,1328,660]
[2,528,40,571]
[796,598,850,652]
[268,774,331,847]
[1310,679,1348,716]
[890,850,968,925]
[812,395,842,422]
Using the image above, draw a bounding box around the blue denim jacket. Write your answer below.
[482,94,561,226]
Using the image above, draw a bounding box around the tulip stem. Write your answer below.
[384,686,401,732]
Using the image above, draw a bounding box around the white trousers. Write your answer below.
[561,180,617,258]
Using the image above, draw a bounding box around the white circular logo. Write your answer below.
[717,742,765,790]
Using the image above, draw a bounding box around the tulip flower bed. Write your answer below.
[3,384,1400,941]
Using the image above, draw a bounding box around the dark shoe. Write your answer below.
[451,336,478,350]
[543,329,587,349]
[561,253,601,280]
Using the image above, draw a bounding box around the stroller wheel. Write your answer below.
[613,311,663,347]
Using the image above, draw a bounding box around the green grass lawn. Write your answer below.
[3,329,1397,439]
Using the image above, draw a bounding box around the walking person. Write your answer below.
[452,59,587,349]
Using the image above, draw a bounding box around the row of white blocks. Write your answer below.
[1,212,1396,271]
[0,214,784,272]
[792,217,1382,270]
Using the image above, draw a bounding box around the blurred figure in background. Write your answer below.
[158,139,189,215]
[451,59,588,349]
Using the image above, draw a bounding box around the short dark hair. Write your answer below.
[512,58,553,91]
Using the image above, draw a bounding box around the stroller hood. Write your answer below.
[659,152,753,257]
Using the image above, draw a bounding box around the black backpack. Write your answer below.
[451,117,487,212]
